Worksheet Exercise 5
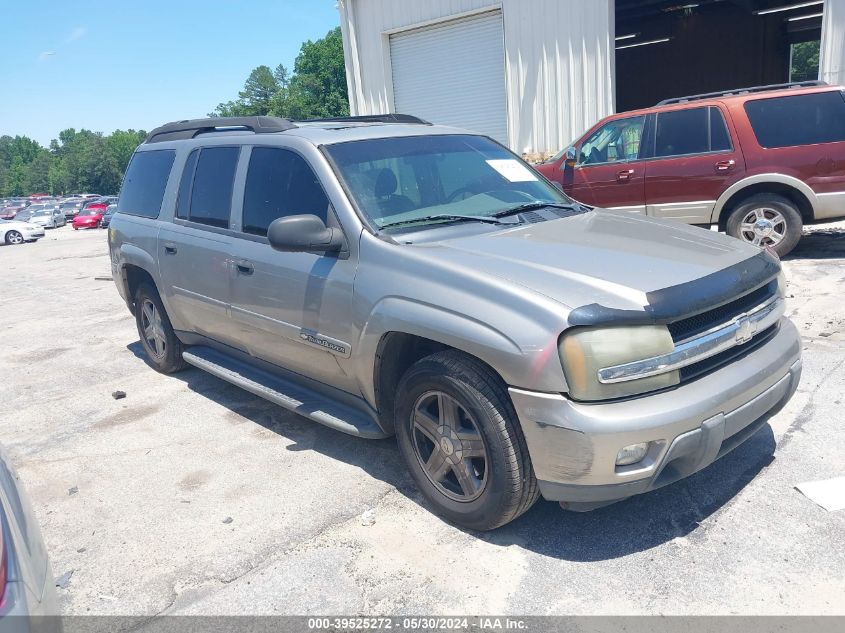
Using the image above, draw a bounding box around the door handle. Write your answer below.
[163,243,177,255]
[715,159,736,172]
[616,169,635,182]
[235,260,254,275]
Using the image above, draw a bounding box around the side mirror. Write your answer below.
[267,214,344,253]
[562,146,578,170]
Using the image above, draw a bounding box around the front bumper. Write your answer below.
[20,227,45,240]
[509,318,802,508]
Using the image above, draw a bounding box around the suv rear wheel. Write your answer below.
[134,282,186,374]
[395,350,539,530]
[725,193,803,257]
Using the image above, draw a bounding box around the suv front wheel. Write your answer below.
[395,350,539,530]
[725,193,803,257]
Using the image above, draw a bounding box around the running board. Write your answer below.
[182,346,389,439]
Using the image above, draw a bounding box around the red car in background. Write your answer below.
[72,207,106,229]
[72,197,117,229]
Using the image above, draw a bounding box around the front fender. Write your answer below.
[354,296,569,408]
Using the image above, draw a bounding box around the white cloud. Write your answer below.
[67,26,87,42]
[38,51,56,61]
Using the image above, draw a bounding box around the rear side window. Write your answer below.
[118,150,175,218]
[744,91,845,148]
[175,149,199,220]
[654,107,731,158]
[184,147,240,228]
[242,147,329,236]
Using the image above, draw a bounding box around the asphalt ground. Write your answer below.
[0,221,843,616]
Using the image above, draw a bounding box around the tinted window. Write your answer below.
[188,147,239,228]
[579,115,646,165]
[176,149,199,220]
[744,91,845,148]
[654,107,732,158]
[242,147,329,236]
[117,150,175,218]
[655,108,709,157]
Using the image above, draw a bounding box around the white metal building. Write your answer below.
[338,0,845,156]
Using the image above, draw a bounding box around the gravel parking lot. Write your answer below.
[1,222,843,616]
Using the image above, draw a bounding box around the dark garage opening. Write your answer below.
[615,0,823,113]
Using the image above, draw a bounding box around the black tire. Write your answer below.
[5,230,24,245]
[725,193,803,257]
[134,282,186,374]
[395,350,539,530]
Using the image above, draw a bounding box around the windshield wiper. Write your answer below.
[492,201,580,218]
[379,214,514,230]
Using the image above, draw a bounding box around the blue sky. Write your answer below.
[0,1,341,145]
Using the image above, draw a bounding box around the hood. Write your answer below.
[418,210,772,315]
[2,220,39,230]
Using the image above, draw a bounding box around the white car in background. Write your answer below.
[27,207,66,229]
[0,219,45,245]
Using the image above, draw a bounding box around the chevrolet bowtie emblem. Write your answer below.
[735,316,755,345]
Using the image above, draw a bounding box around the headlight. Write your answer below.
[559,325,679,401]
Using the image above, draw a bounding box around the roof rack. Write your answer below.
[656,81,828,106]
[302,113,431,125]
[145,116,297,143]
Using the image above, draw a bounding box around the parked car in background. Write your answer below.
[535,81,845,256]
[28,207,66,229]
[1,219,45,244]
[60,199,85,219]
[0,202,30,220]
[72,207,105,230]
[99,204,117,229]
[12,206,38,223]
[109,115,801,530]
[0,444,60,618]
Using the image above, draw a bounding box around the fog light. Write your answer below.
[616,442,649,466]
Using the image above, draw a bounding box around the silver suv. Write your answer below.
[109,116,802,530]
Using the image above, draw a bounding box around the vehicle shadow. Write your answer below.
[786,227,845,260]
[126,341,777,562]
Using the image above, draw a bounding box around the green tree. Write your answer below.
[23,151,52,194]
[106,129,147,174]
[211,65,282,117]
[272,27,349,119]
[212,28,349,120]
[791,41,821,82]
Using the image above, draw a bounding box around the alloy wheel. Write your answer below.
[738,207,787,247]
[411,391,489,502]
[7,231,23,245]
[141,299,167,359]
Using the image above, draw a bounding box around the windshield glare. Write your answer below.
[326,134,571,229]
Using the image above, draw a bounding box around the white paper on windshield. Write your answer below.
[486,159,538,182]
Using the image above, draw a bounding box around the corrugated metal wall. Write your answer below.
[338,0,615,155]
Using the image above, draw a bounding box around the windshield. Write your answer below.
[325,134,571,230]
[81,209,99,216]
[32,209,50,216]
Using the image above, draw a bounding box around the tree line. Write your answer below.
[0,27,348,197]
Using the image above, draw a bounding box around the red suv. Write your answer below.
[536,81,845,256]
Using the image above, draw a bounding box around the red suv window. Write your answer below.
[743,91,845,149]
[653,106,731,158]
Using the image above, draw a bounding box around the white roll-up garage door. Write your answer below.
[390,10,508,144]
